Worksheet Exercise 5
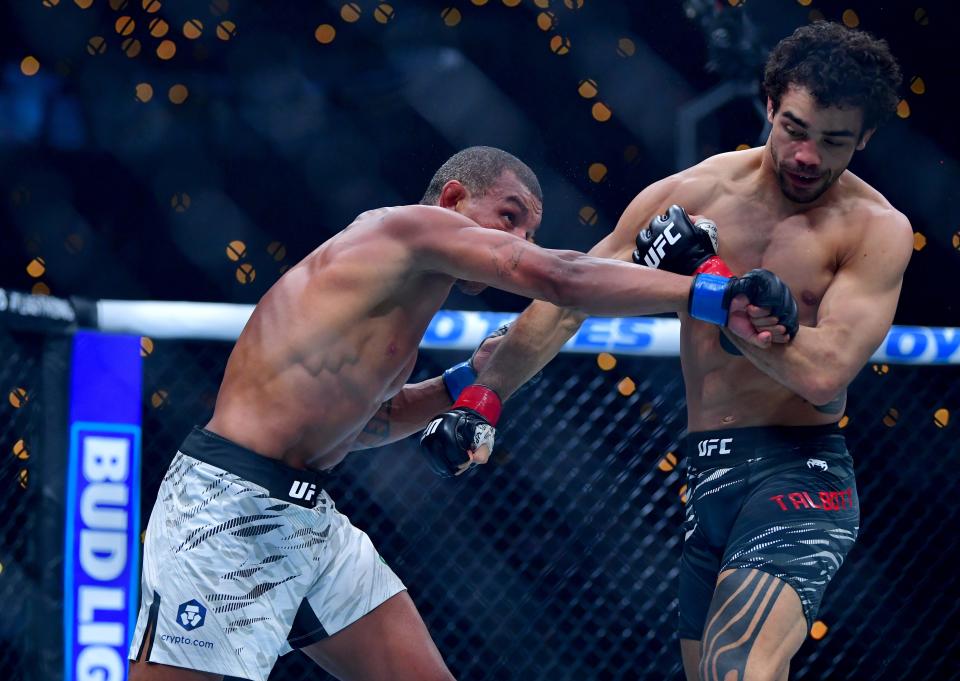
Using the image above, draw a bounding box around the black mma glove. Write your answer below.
[689,269,799,339]
[420,385,501,478]
[633,205,732,277]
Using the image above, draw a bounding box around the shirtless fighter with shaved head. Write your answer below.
[428,23,911,681]
[128,146,795,681]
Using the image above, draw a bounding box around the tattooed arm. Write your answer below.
[348,377,452,451]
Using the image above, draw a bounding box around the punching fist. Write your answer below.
[689,269,800,343]
[420,385,502,478]
[633,205,732,277]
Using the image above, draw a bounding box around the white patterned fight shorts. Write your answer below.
[128,427,406,681]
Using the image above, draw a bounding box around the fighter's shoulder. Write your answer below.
[838,173,912,240]
[834,174,913,264]
[373,204,471,241]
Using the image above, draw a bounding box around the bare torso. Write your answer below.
[667,148,895,430]
[205,207,454,470]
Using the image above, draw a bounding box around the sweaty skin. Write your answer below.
[477,87,913,433]
[204,171,725,472]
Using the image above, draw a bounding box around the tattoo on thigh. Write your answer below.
[700,571,786,681]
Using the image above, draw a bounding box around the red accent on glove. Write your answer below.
[694,256,734,277]
[454,385,502,426]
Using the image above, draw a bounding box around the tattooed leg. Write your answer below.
[698,569,806,681]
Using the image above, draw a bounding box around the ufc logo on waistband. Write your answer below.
[642,222,681,268]
[697,437,733,457]
[289,480,317,502]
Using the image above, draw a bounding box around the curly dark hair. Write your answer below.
[420,146,542,206]
[764,21,902,132]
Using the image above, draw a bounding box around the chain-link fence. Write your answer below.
[0,330,45,680]
[2,330,959,680]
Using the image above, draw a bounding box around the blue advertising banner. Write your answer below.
[64,331,142,681]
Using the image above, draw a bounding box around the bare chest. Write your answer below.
[698,201,843,322]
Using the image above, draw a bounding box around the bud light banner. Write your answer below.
[64,331,142,681]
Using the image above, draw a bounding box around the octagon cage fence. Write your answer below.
[1,288,958,681]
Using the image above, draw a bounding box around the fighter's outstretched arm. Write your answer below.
[472,176,689,400]
[721,210,913,406]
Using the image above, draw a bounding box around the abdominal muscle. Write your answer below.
[681,323,843,432]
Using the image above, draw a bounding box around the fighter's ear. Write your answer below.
[766,97,776,124]
[856,127,876,151]
[438,180,468,211]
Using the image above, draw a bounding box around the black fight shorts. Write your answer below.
[678,424,859,640]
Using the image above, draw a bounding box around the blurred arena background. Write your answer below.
[1,1,959,680]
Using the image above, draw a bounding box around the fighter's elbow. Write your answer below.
[803,374,846,408]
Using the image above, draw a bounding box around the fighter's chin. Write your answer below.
[455,280,488,295]
[777,172,831,204]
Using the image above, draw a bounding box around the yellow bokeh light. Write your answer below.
[110,0,129,10]
[32,282,51,296]
[9,388,28,409]
[578,205,598,226]
[157,40,177,60]
[13,439,29,460]
[882,407,899,427]
[216,20,237,40]
[872,364,889,375]
[143,0,161,12]
[149,17,169,37]
[442,8,461,27]
[26,257,46,278]
[617,38,635,57]
[75,0,93,7]
[183,19,204,39]
[43,0,60,6]
[736,143,750,151]
[374,4,395,23]
[140,336,155,357]
[135,82,154,102]
[19,469,28,489]
[578,79,597,98]
[588,162,607,183]
[952,231,960,250]
[550,35,571,55]
[536,11,557,31]
[896,99,910,118]
[658,452,678,472]
[122,38,142,58]
[797,0,812,5]
[341,2,361,22]
[563,0,584,8]
[171,192,191,212]
[86,36,107,56]
[810,621,828,640]
[534,0,549,6]
[842,9,859,28]
[116,15,135,35]
[838,415,849,429]
[728,0,742,5]
[471,0,489,5]
[617,377,635,396]
[591,101,612,122]
[236,263,256,284]
[20,56,40,76]
[226,240,247,261]
[934,408,950,428]
[151,389,169,409]
[679,484,688,504]
[913,232,926,251]
[910,76,926,95]
[168,84,189,104]
[267,242,287,261]
[315,24,336,44]
[596,352,616,370]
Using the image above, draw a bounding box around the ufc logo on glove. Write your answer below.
[641,222,682,268]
